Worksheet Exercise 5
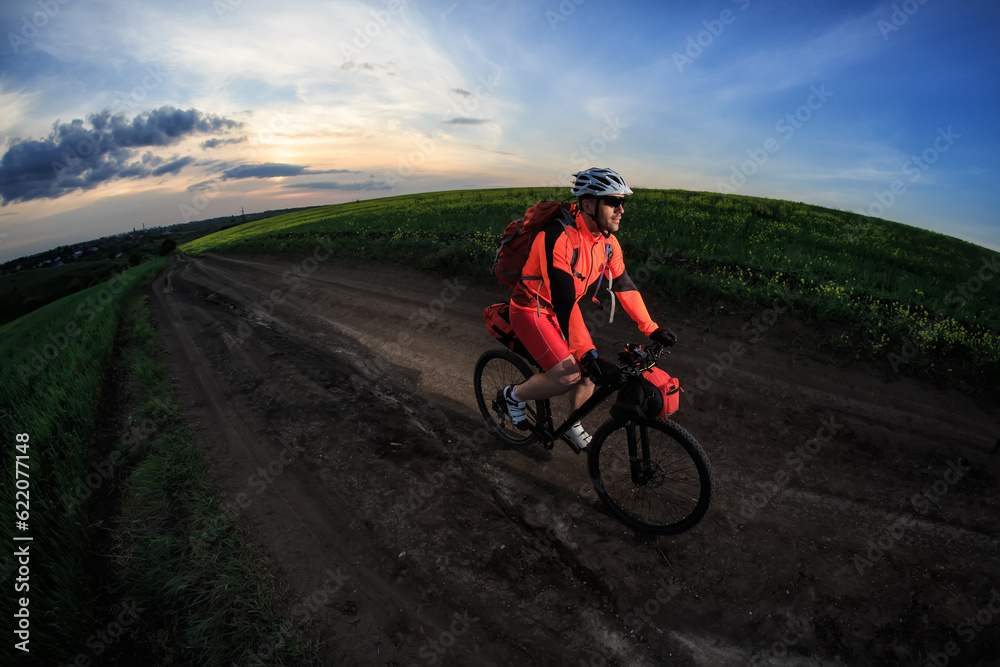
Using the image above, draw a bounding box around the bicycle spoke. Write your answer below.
[474,349,544,447]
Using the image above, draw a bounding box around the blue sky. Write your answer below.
[0,0,998,262]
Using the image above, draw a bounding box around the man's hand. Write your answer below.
[580,350,622,387]
[650,327,678,347]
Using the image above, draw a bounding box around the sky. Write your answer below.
[0,0,998,263]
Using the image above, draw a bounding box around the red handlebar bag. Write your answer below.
[646,366,681,418]
[610,365,681,422]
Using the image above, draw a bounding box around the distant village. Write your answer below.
[0,205,315,277]
[0,224,173,275]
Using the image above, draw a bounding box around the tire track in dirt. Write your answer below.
[151,260,486,664]
[147,252,1000,666]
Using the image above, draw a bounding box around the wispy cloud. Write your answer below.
[151,155,196,177]
[220,163,357,180]
[441,117,490,126]
[201,137,247,150]
[282,180,394,191]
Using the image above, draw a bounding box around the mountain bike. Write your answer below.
[473,342,714,535]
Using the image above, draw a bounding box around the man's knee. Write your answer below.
[547,356,582,388]
[556,370,582,388]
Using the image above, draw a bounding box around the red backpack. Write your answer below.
[493,201,576,289]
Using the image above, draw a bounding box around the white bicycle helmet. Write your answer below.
[571,167,633,198]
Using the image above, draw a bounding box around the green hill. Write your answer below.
[180,187,1000,394]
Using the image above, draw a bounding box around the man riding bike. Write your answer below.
[500,167,677,450]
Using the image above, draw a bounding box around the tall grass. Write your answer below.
[0,259,166,661]
[108,296,316,664]
[180,187,1000,393]
[0,258,316,663]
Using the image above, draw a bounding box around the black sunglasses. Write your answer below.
[600,196,625,209]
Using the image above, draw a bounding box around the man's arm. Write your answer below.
[545,226,599,360]
[548,265,576,338]
[545,222,581,340]
[607,239,660,335]
[612,270,659,335]
[609,248,677,346]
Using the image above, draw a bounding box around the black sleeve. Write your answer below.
[544,220,577,339]
[611,267,638,292]
[549,267,576,338]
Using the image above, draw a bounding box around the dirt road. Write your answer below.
[146,252,999,666]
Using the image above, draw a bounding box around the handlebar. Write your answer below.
[615,342,667,377]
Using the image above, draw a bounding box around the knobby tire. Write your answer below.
[588,417,714,535]
[473,348,546,446]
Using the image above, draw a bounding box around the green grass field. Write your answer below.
[181,187,1000,394]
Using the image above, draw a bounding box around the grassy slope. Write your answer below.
[181,187,1000,393]
[0,259,133,326]
[1,260,165,660]
[0,258,315,664]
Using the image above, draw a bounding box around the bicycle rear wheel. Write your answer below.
[473,348,546,446]
[588,418,714,535]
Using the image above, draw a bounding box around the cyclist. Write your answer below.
[500,167,677,450]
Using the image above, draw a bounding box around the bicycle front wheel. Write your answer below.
[473,348,546,446]
[588,418,714,535]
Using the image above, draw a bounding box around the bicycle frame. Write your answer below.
[528,382,620,454]
[521,342,664,454]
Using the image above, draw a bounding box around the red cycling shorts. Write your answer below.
[509,302,571,371]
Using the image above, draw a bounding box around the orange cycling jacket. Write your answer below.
[511,206,659,361]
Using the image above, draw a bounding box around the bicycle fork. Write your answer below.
[626,423,657,485]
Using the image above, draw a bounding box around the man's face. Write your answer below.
[588,196,625,234]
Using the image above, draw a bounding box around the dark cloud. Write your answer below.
[187,180,219,192]
[221,163,356,180]
[441,117,489,125]
[0,105,242,204]
[201,136,248,150]
[282,180,393,191]
[152,156,196,177]
[451,88,473,97]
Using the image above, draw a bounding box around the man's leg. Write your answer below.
[512,354,580,401]
[506,355,595,449]
[514,358,594,449]
[566,375,595,413]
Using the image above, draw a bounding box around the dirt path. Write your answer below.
[146,252,999,666]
